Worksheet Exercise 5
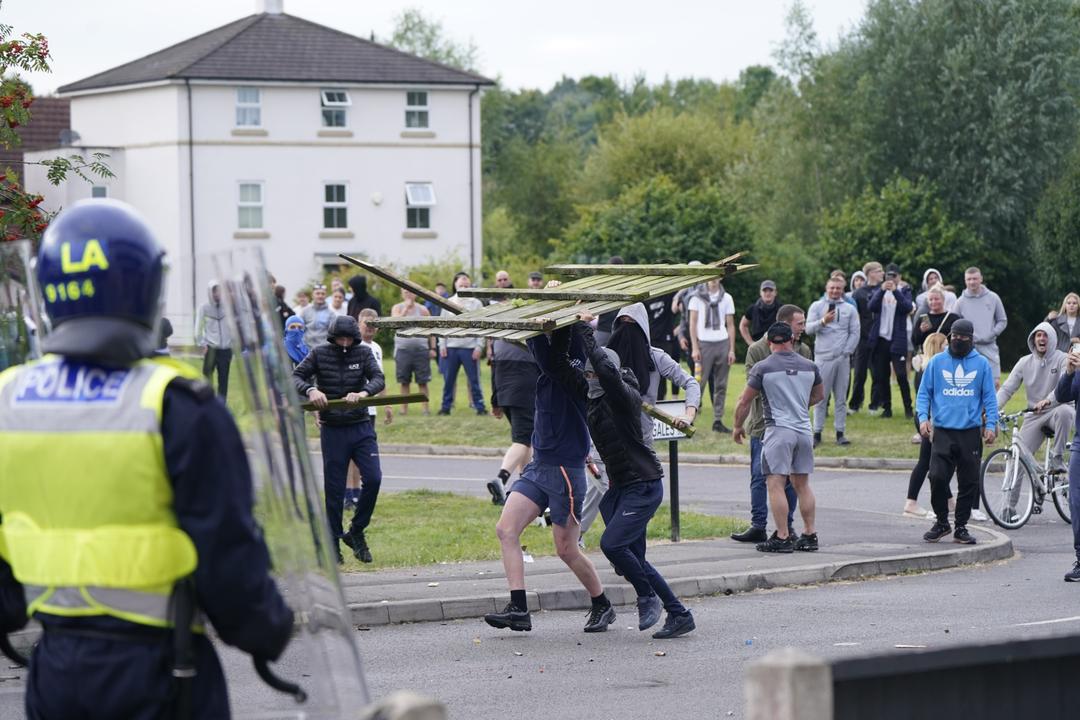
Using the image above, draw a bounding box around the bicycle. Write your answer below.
[979,410,1072,530]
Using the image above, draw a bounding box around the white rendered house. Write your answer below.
[25,2,492,338]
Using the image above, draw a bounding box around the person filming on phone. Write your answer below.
[806,275,860,447]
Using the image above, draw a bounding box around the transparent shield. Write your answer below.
[0,239,47,370]
[210,246,369,719]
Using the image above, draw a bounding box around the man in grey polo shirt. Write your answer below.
[806,275,860,447]
[733,322,824,553]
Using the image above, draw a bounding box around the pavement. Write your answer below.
[337,507,1012,628]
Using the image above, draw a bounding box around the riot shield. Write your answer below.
[211,247,369,719]
[0,240,47,370]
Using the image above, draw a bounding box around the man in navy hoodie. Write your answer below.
[916,319,999,545]
[484,326,614,633]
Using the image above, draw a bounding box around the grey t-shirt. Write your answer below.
[746,350,821,435]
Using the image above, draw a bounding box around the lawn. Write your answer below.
[341,489,739,572]
[191,352,1030,461]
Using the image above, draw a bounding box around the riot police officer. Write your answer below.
[0,200,293,718]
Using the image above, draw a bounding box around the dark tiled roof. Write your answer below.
[0,98,72,185]
[59,13,493,94]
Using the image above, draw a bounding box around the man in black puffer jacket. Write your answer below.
[550,313,696,640]
[293,315,385,564]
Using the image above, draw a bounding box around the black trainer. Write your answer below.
[712,421,732,434]
[794,533,819,552]
[344,529,373,563]
[583,603,616,632]
[756,532,794,554]
[953,526,976,545]
[836,432,851,446]
[923,522,951,543]
[813,432,822,448]
[484,603,532,631]
[731,526,767,543]
[652,611,695,639]
[486,478,507,506]
[1064,560,1080,583]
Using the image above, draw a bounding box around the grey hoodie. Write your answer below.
[953,285,1007,348]
[996,321,1068,409]
[615,303,702,443]
[805,295,860,360]
[195,281,232,348]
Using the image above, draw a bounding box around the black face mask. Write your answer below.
[950,338,973,357]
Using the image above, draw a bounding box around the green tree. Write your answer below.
[580,107,752,203]
[818,176,984,291]
[558,175,751,264]
[388,8,480,72]
[1031,145,1080,305]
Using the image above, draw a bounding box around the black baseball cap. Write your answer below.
[528,271,543,280]
[885,263,900,277]
[766,322,793,344]
[950,319,974,337]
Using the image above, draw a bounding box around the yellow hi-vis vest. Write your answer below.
[0,355,200,628]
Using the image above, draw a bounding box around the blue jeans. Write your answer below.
[599,480,687,615]
[440,347,486,413]
[1070,440,1080,560]
[320,421,382,539]
[750,436,797,530]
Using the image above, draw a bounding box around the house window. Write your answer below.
[323,183,348,229]
[91,186,108,198]
[236,87,261,127]
[321,89,350,128]
[238,182,263,229]
[406,91,428,128]
[405,182,436,229]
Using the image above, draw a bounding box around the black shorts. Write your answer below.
[502,405,534,446]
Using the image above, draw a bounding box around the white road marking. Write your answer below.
[1013,615,1080,627]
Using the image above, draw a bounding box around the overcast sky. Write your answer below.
[6,0,869,95]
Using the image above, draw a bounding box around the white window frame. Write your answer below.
[323,182,348,230]
[320,88,351,128]
[405,182,436,229]
[90,185,108,199]
[236,87,261,127]
[238,181,264,230]
[405,90,429,129]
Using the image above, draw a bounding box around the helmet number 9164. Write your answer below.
[45,279,96,303]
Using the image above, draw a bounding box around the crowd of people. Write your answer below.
[267,259,1080,615]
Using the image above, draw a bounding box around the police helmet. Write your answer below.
[37,199,164,329]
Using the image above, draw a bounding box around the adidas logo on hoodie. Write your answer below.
[942,363,977,397]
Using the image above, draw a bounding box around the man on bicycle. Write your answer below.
[996,322,1073,475]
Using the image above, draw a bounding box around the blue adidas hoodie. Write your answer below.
[527,328,590,466]
[916,348,999,431]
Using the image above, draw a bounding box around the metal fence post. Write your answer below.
[669,439,680,542]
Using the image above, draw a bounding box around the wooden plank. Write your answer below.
[544,263,729,277]
[372,316,556,332]
[457,287,648,302]
[300,393,428,412]
[338,253,462,315]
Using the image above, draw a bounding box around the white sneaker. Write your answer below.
[971,508,988,522]
[910,433,922,445]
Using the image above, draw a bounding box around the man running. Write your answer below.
[484,325,613,633]
[553,312,695,638]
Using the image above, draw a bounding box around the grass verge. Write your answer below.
[341,489,739,573]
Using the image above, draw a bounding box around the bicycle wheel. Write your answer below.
[1052,445,1072,524]
[980,448,1035,529]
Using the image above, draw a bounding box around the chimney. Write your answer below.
[258,0,283,14]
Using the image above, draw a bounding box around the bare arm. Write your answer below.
[731,386,759,444]
[739,316,753,346]
[809,381,825,407]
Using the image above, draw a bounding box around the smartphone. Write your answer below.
[828,302,836,313]
[1072,342,1080,354]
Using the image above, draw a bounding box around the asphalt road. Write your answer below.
[3,453,1077,719]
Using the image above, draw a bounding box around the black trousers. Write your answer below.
[929,427,982,527]
[202,347,232,400]
[870,343,912,413]
[849,340,873,410]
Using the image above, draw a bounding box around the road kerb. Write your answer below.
[344,527,1013,628]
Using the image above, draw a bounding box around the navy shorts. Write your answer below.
[509,461,586,527]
